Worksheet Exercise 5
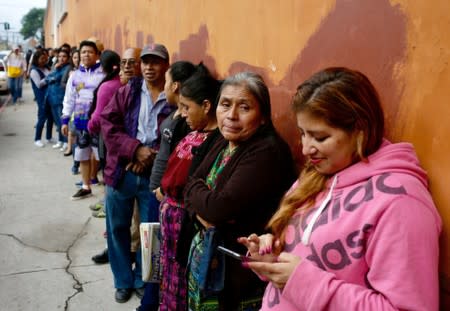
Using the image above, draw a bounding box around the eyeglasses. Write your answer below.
[120,58,137,67]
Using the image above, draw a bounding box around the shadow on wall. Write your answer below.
[105,0,406,165]
[226,0,407,163]
[172,24,218,78]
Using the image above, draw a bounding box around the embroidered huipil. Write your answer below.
[159,130,212,311]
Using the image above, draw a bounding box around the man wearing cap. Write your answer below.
[61,39,105,200]
[100,43,173,304]
[5,45,27,105]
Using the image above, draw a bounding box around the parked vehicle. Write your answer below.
[0,59,9,93]
[0,50,11,63]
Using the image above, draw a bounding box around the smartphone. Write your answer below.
[217,246,255,261]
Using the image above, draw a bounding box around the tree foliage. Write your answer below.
[20,8,45,39]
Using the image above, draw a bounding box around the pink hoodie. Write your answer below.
[260,140,442,311]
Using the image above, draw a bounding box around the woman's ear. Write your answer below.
[172,81,180,94]
[355,130,364,159]
[202,99,211,115]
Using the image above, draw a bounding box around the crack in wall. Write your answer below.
[64,217,91,311]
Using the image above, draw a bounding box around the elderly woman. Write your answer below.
[184,72,296,311]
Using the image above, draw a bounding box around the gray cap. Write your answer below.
[140,43,169,61]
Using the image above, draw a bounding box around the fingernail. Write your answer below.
[241,261,249,268]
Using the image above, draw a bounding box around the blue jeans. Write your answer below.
[17,76,23,98]
[50,104,66,143]
[34,100,54,141]
[7,77,19,104]
[105,171,155,289]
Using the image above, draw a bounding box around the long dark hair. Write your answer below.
[88,50,121,117]
[180,62,222,116]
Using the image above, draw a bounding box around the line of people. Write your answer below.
[40,37,441,311]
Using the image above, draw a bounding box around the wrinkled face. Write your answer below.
[58,51,69,65]
[179,94,209,131]
[121,48,141,79]
[140,55,168,85]
[163,69,178,105]
[296,111,356,175]
[80,45,98,68]
[216,84,264,148]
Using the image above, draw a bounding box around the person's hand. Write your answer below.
[196,214,214,229]
[134,146,157,167]
[154,187,164,201]
[238,233,279,262]
[61,124,69,136]
[244,252,301,289]
[125,162,146,174]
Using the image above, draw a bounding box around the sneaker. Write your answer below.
[71,188,92,200]
[34,140,45,148]
[60,143,68,152]
[46,138,56,144]
[89,200,104,211]
[92,207,106,218]
[52,142,63,149]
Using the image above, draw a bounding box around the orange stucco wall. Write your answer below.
[45,0,450,305]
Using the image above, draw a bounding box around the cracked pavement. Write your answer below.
[0,84,140,310]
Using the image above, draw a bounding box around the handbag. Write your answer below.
[189,227,225,295]
[90,133,99,147]
[76,130,91,148]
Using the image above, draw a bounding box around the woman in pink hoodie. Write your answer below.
[239,67,442,311]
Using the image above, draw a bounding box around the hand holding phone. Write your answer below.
[217,246,255,261]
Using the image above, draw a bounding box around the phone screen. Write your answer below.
[217,246,254,261]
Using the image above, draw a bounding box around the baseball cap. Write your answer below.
[140,43,169,61]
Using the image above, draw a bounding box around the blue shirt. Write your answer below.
[137,82,167,146]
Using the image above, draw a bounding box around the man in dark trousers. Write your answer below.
[100,44,173,305]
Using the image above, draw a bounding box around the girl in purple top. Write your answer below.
[88,50,122,135]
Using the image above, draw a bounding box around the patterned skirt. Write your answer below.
[160,199,188,311]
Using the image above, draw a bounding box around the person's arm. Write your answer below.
[185,141,287,225]
[29,69,47,88]
[274,197,441,311]
[26,53,34,76]
[20,57,27,75]
[60,65,71,89]
[88,82,117,134]
[100,86,142,163]
[61,73,76,126]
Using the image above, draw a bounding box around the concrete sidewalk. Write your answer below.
[0,83,140,310]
